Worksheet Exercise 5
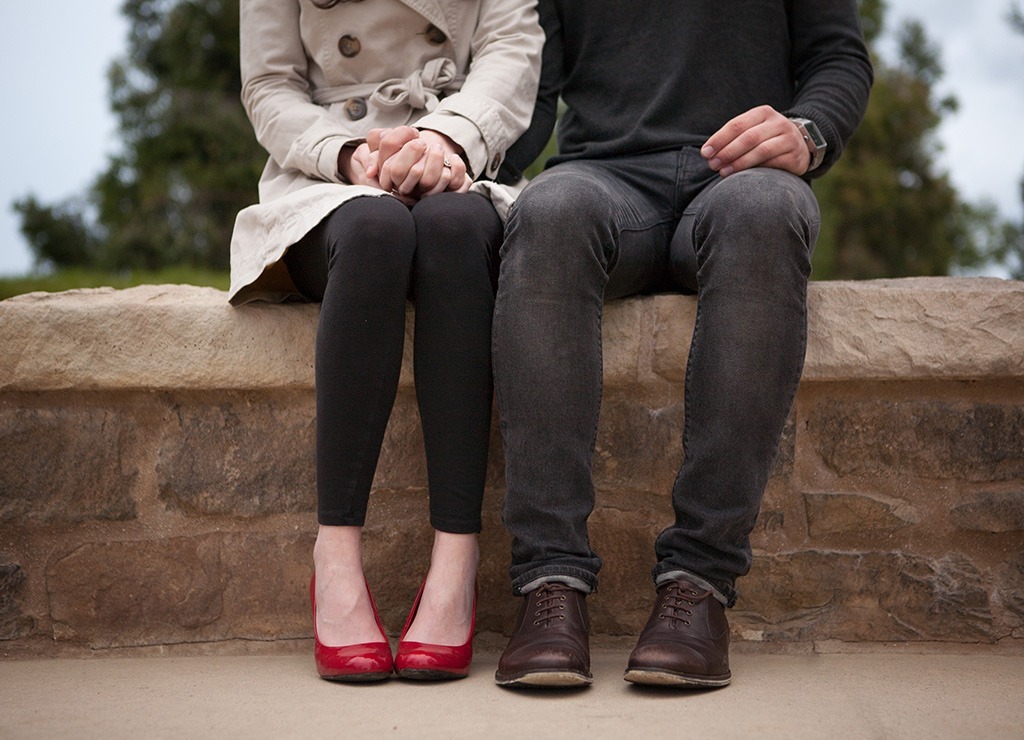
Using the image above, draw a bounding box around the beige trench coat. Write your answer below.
[229,0,543,304]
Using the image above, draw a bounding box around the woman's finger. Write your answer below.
[423,159,454,196]
[445,154,469,192]
[414,145,446,194]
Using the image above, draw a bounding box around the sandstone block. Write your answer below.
[996,553,1024,623]
[804,491,920,536]
[359,487,434,630]
[756,509,787,536]
[809,399,1024,482]
[771,414,796,479]
[368,391,428,490]
[0,286,319,391]
[593,397,684,494]
[951,491,1024,533]
[46,533,313,648]
[157,395,316,517]
[650,294,697,384]
[733,551,998,643]
[602,297,645,384]
[591,396,792,495]
[586,504,664,635]
[804,277,1024,380]
[2,279,1022,393]
[0,559,33,640]
[0,405,137,524]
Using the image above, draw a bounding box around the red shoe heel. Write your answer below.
[394,579,476,680]
[310,574,393,681]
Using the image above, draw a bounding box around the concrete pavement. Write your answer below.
[3,648,1023,739]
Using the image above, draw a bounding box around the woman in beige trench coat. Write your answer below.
[231,0,542,681]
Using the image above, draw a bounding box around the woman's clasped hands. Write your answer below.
[338,126,471,205]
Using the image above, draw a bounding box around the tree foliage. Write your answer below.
[992,1,1024,279]
[812,4,984,278]
[11,0,1020,279]
[12,196,101,268]
[15,0,263,272]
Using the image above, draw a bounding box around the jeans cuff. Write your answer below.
[520,575,593,594]
[511,565,597,596]
[655,569,730,606]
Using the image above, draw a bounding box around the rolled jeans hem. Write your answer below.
[511,565,597,596]
[653,568,731,607]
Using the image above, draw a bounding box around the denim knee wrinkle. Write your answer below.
[493,149,819,601]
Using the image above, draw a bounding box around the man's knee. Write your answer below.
[694,170,819,278]
[698,170,819,241]
[502,170,616,280]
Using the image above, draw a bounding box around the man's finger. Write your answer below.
[701,105,776,161]
[377,126,421,172]
[366,129,386,151]
[380,139,427,192]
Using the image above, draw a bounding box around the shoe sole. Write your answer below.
[623,668,731,688]
[319,671,392,683]
[495,670,593,688]
[396,668,469,681]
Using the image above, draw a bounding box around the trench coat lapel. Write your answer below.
[399,0,452,37]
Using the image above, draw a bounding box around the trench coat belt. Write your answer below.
[311,58,464,113]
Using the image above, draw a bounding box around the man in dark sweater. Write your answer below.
[491,0,873,688]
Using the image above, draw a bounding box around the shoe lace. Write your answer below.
[658,582,709,627]
[531,583,571,627]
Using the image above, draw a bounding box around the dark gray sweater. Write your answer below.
[501,0,873,181]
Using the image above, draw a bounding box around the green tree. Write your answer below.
[14,0,263,272]
[12,196,101,269]
[12,0,1015,279]
[991,2,1024,279]
[812,4,986,278]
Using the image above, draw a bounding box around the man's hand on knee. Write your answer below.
[700,105,811,177]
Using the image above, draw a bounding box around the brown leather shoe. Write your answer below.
[494,582,593,687]
[623,578,732,688]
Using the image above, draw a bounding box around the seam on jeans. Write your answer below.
[672,147,687,221]
[680,288,701,480]
[586,296,603,558]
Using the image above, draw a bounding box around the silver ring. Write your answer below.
[442,156,452,168]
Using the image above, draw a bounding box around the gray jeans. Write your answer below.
[492,147,819,606]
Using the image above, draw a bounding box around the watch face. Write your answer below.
[804,121,827,149]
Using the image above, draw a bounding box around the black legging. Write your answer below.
[284,193,502,533]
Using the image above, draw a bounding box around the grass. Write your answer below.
[0,267,230,301]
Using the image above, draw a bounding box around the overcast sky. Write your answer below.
[1,0,1022,276]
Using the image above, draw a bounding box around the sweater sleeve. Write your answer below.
[782,0,874,178]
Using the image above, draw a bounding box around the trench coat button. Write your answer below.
[338,34,361,58]
[425,24,447,45]
[345,97,368,120]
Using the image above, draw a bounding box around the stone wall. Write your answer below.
[1,278,1022,656]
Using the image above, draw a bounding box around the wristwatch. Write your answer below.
[789,117,827,172]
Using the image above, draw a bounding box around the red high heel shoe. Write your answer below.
[310,574,393,681]
[394,578,476,680]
